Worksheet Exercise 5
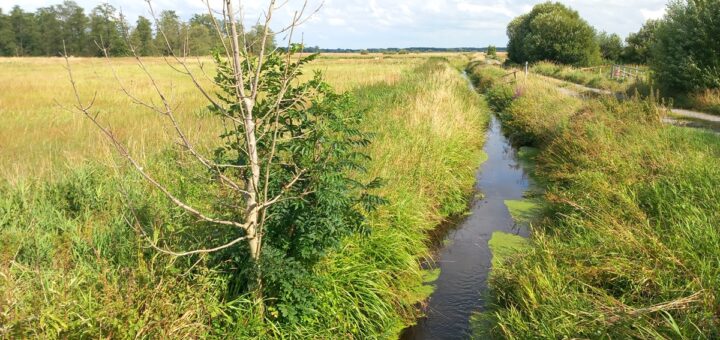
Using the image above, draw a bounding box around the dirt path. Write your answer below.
[535,73,720,125]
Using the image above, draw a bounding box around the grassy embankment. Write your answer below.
[531,61,720,116]
[468,62,720,338]
[531,61,637,93]
[0,56,488,337]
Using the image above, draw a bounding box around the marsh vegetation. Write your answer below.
[2,0,720,338]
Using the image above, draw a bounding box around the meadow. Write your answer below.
[468,62,720,338]
[0,53,490,338]
[0,55,423,181]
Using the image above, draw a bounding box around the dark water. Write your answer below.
[401,115,531,340]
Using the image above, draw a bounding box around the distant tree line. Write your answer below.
[0,2,507,58]
[0,1,274,57]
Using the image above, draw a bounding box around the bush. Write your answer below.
[651,0,720,93]
[507,2,601,66]
[596,31,623,62]
[487,45,497,59]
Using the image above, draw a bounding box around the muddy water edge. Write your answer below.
[400,80,535,339]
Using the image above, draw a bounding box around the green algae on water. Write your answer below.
[488,231,530,269]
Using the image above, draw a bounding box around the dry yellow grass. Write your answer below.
[0,55,421,181]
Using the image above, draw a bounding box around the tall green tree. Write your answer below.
[596,31,623,62]
[622,19,659,64]
[188,13,215,31]
[56,1,88,56]
[651,0,720,93]
[88,3,127,56]
[244,24,276,55]
[184,22,213,55]
[155,10,182,55]
[0,9,17,56]
[507,2,601,66]
[188,13,223,54]
[129,16,154,56]
[35,6,63,56]
[9,5,39,56]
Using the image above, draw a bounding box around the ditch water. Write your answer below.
[400,114,532,339]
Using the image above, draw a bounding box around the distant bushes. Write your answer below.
[507,2,601,66]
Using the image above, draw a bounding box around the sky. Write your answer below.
[0,0,669,49]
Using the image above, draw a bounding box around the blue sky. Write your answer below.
[0,0,668,48]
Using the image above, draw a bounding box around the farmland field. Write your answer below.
[0,55,429,181]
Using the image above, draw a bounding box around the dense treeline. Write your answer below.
[0,2,504,57]
[0,1,273,57]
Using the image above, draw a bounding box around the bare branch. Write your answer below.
[62,47,250,231]
[122,208,250,257]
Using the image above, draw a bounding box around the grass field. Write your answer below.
[469,63,720,338]
[0,54,489,338]
[0,55,426,182]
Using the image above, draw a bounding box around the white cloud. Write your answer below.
[0,0,671,49]
[456,2,516,18]
[641,7,666,20]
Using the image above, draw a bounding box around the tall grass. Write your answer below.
[469,63,720,338]
[531,61,638,93]
[0,56,418,181]
[676,89,720,116]
[272,57,488,337]
[0,57,488,338]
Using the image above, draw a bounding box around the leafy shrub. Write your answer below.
[651,0,720,93]
[487,45,497,59]
[596,31,623,62]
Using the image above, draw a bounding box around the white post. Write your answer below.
[525,61,529,78]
